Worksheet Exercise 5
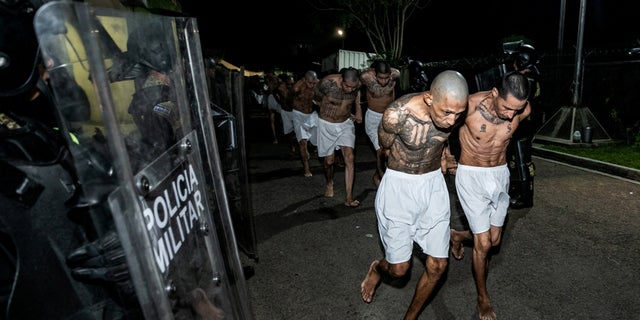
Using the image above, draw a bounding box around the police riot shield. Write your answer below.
[34,2,253,319]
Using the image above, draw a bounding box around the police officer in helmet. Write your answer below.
[1,0,141,318]
[506,43,540,209]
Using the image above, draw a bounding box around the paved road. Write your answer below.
[240,118,640,320]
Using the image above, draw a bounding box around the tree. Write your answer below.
[308,0,432,65]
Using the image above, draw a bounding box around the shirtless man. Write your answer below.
[360,70,469,320]
[264,71,280,144]
[292,70,319,177]
[276,73,297,154]
[359,61,400,187]
[315,67,362,207]
[451,71,531,320]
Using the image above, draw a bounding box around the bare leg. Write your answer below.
[335,149,345,167]
[298,139,312,177]
[342,146,359,207]
[450,229,473,260]
[269,111,278,144]
[403,256,447,320]
[472,231,496,320]
[373,147,385,187]
[361,259,409,303]
[323,154,334,197]
[288,133,297,154]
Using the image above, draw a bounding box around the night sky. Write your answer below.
[182,0,637,71]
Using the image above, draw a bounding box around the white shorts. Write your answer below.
[455,164,510,234]
[292,109,318,145]
[280,109,294,134]
[375,168,451,263]
[316,118,355,157]
[365,109,383,150]
[267,94,281,113]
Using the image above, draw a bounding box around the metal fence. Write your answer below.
[537,59,640,141]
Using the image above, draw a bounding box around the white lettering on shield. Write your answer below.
[142,163,206,273]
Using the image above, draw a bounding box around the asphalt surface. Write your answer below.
[239,115,640,320]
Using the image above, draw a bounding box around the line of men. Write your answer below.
[268,63,531,320]
[268,67,362,207]
[267,63,401,207]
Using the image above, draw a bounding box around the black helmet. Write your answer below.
[515,44,539,71]
[126,19,173,73]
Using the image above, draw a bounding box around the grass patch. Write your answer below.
[539,144,640,170]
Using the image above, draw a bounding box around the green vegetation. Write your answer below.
[539,144,640,170]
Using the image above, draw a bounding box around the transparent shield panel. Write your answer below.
[108,131,234,318]
[34,2,252,319]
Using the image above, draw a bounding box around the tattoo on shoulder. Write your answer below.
[363,72,375,82]
[393,93,416,107]
[318,80,336,94]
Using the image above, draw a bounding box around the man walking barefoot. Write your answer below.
[361,70,469,320]
[359,61,400,187]
[291,70,319,177]
[452,71,531,320]
[315,68,363,207]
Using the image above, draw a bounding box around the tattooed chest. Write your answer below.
[397,118,444,151]
[476,121,515,140]
[326,90,358,101]
[368,83,393,98]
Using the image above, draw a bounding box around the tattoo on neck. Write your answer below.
[477,104,504,124]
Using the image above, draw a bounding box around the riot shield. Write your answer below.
[34,2,253,319]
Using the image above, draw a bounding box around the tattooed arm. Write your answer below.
[379,93,416,150]
[353,89,362,124]
[378,106,401,150]
[378,94,412,171]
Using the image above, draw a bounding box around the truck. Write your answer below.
[321,49,378,73]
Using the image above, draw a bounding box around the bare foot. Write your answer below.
[360,260,380,303]
[451,240,464,260]
[450,229,464,260]
[304,171,313,177]
[477,302,496,320]
[189,288,225,319]
[324,184,334,197]
[345,199,360,207]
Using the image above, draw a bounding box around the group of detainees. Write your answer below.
[257,54,537,319]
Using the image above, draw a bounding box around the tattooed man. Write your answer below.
[359,61,400,187]
[360,70,468,320]
[450,71,531,320]
[291,70,319,177]
[315,68,362,206]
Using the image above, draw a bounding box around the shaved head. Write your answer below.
[430,70,469,104]
[304,70,318,81]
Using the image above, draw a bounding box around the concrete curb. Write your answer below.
[532,146,640,182]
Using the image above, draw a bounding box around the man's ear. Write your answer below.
[490,87,499,97]
[423,92,432,106]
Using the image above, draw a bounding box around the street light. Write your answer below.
[337,28,345,49]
